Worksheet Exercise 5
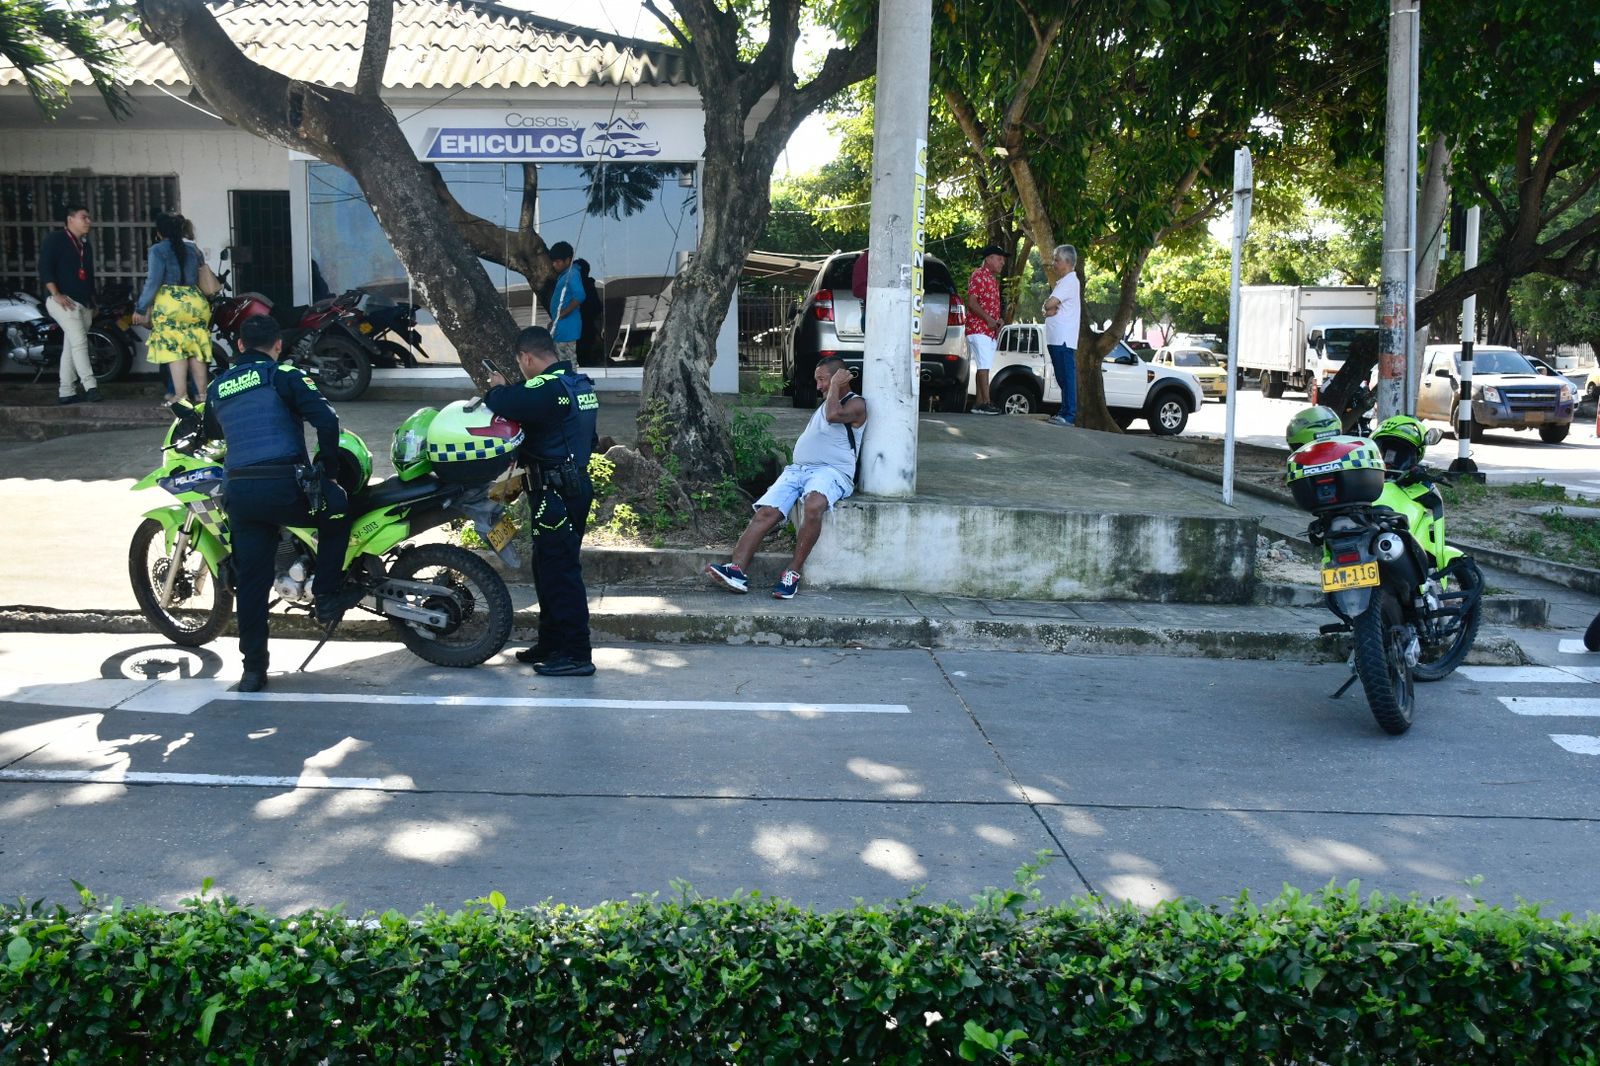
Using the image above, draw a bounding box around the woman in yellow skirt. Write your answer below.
[132,213,211,408]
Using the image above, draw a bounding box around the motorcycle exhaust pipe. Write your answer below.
[1373,532,1407,562]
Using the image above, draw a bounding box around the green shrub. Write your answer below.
[4,879,1598,1064]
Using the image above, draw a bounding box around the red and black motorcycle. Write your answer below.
[209,277,373,402]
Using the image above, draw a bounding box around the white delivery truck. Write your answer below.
[1237,285,1377,399]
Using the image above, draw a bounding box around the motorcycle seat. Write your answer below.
[353,473,443,511]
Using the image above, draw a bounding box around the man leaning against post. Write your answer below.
[965,243,1007,415]
[545,242,584,363]
[1043,244,1081,427]
[706,355,867,600]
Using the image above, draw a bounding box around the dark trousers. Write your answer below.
[1048,344,1078,423]
[529,482,592,662]
[226,475,352,672]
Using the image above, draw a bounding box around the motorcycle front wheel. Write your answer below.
[1413,561,1483,682]
[384,543,512,667]
[128,517,233,646]
[1352,587,1416,735]
[88,329,132,383]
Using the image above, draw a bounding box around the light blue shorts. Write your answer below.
[755,463,854,515]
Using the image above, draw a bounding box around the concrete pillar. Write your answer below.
[858,0,932,497]
[1378,0,1420,421]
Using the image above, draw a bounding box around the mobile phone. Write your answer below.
[483,358,508,381]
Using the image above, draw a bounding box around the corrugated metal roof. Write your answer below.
[0,0,690,92]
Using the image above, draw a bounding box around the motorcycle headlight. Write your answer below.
[1477,385,1502,403]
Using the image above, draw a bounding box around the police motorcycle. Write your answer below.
[1283,407,1484,735]
[129,398,525,667]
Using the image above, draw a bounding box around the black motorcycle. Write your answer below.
[1,284,135,384]
[352,288,431,368]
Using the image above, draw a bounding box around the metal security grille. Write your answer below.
[0,174,178,295]
[738,285,799,373]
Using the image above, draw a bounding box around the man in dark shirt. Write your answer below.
[485,326,600,677]
[38,203,101,405]
[203,314,360,692]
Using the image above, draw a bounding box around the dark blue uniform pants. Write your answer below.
[530,482,592,662]
[226,475,352,672]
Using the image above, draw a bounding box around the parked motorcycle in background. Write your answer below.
[351,288,431,368]
[1283,408,1483,735]
[1,284,136,384]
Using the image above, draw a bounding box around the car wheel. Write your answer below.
[992,379,1039,415]
[1110,410,1135,431]
[1146,390,1190,435]
[792,374,818,408]
[938,382,968,413]
[1539,423,1570,444]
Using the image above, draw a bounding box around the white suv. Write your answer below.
[976,323,1204,434]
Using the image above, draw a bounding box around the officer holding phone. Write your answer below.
[485,325,600,677]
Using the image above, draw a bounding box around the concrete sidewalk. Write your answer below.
[0,378,1592,667]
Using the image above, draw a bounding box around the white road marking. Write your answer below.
[1559,639,1597,655]
[1459,666,1588,684]
[0,768,410,790]
[1499,697,1600,717]
[1548,735,1600,756]
[2,679,910,717]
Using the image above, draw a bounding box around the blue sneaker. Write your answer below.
[772,569,802,599]
[705,562,749,593]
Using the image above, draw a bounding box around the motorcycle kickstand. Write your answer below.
[1331,672,1360,700]
[297,617,341,673]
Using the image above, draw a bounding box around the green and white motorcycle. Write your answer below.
[128,400,524,667]
[1284,409,1483,735]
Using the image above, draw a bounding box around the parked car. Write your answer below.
[1417,343,1575,443]
[1149,346,1229,401]
[978,322,1204,435]
[783,251,967,409]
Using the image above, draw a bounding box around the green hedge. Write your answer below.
[2,878,1597,1064]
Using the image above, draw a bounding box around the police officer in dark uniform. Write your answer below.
[203,314,362,692]
[485,325,600,677]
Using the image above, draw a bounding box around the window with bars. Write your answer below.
[0,174,179,296]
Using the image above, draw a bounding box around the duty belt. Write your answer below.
[226,463,301,480]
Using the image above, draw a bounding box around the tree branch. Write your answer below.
[356,0,393,97]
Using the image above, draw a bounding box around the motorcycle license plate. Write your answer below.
[486,515,516,552]
[1321,561,1380,592]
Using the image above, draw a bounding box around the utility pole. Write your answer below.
[1378,0,1420,421]
[858,0,932,497]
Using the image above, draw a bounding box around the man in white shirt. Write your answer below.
[1043,244,1081,426]
[705,356,866,599]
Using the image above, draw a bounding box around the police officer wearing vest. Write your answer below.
[203,314,363,692]
[485,326,600,677]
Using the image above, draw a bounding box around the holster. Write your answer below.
[294,464,324,514]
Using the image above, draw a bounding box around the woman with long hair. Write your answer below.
[132,213,211,407]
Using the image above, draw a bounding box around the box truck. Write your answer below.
[1237,285,1377,398]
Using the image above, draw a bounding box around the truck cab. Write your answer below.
[977,323,1204,434]
[1307,324,1380,402]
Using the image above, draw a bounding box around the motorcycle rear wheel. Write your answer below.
[305,335,372,402]
[88,329,131,383]
[1413,561,1483,682]
[128,517,233,646]
[1352,587,1415,735]
[384,543,512,667]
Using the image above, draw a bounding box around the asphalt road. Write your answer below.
[3,633,1597,917]
[1183,389,1600,498]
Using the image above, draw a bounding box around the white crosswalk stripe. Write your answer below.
[1460,666,1600,684]
[1550,735,1600,756]
[1470,643,1600,755]
[1499,697,1600,717]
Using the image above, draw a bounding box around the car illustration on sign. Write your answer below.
[583,118,662,158]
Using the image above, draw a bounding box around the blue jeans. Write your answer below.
[1048,344,1077,423]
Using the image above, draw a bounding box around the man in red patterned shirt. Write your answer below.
[964,243,1007,414]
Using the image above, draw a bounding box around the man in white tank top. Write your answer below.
[706,356,868,599]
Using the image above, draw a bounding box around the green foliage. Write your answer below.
[0,0,130,118]
[4,880,1600,1063]
[728,404,789,483]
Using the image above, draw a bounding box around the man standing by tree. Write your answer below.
[1044,244,1081,426]
[964,244,1006,414]
[546,241,585,363]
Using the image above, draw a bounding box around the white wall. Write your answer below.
[6,127,290,265]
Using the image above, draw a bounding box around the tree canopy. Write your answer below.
[0,0,128,118]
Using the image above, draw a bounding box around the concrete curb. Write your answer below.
[0,603,1532,666]
[1254,582,1548,627]
[1140,450,1600,599]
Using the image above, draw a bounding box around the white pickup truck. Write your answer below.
[973,323,1205,435]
